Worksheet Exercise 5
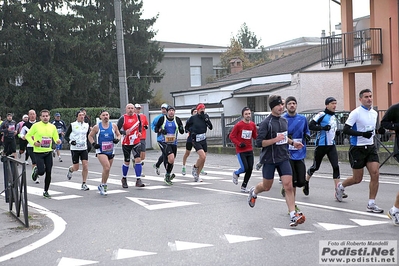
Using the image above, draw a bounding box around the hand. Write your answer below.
[203,114,210,122]
[113,138,119,144]
[70,140,77,146]
[322,125,331,131]
[239,142,246,148]
[92,142,100,149]
[362,131,373,139]
[377,127,386,134]
[160,129,168,135]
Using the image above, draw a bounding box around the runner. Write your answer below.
[19,110,38,181]
[304,97,344,197]
[281,96,309,213]
[64,111,91,190]
[151,103,168,175]
[16,114,29,160]
[154,105,184,185]
[248,95,306,227]
[135,103,149,177]
[336,89,383,213]
[88,110,121,196]
[184,103,213,182]
[51,112,67,162]
[230,107,257,193]
[25,109,61,198]
[117,103,144,188]
[0,113,17,158]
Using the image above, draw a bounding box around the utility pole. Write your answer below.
[114,0,128,115]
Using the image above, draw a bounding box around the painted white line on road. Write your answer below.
[195,187,389,219]
[0,202,67,263]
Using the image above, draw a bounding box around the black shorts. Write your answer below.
[71,150,89,164]
[3,138,16,156]
[96,153,115,160]
[193,139,207,153]
[349,145,379,169]
[19,139,28,151]
[289,159,306,187]
[185,140,193,151]
[122,143,141,162]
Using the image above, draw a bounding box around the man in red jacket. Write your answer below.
[229,107,258,193]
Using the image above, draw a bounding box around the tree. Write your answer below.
[0,0,164,118]
[236,23,261,49]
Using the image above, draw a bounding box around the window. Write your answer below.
[190,66,201,87]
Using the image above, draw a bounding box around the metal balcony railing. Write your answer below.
[321,28,382,68]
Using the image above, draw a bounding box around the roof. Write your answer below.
[264,37,321,50]
[158,41,227,49]
[171,45,323,95]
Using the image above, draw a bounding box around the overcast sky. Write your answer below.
[141,0,370,47]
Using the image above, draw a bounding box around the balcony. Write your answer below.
[321,28,382,69]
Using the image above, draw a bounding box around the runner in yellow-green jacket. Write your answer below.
[25,109,61,198]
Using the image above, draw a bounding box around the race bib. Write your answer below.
[288,138,302,150]
[196,133,206,142]
[76,142,85,148]
[41,137,51,148]
[8,125,15,131]
[128,134,137,145]
[165,134,176,143]
[241,130,252,140]
[276,131,288,145]
[101,141,113,152]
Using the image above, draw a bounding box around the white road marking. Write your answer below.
[112,249,157,260]
[0,202,67,263]
[224,234,263,243]
[169,240,213,251]
[316,222,358,231]
[274,228,314,237]
[126,197,199,210]
[57,257,99,266]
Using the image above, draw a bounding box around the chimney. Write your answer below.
[230,58,243,74]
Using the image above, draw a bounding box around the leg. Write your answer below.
[241,152,254,189]
[366,161,380,200]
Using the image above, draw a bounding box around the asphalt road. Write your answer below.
[1,148,398,266]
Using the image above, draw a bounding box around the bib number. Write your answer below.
[41,137,51,148]
[196,133,206,142]
[165,134,176,143]
[276,131,288,145]
[101,141,113,152]
[241,130,252,140]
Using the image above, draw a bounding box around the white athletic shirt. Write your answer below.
[345,105,377,146]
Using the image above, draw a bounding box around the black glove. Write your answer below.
[144,125,148,130]
[113,138,119,144]
[322,125,331,131]
[305,134,311,142]
[160,129,168,135]
[70,140,76,146]
[204,114,210,122]
[239,142,246,148]
[377,127,386,134]
[92,142,100,149]
[362,131,373,139]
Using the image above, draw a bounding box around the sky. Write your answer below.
[141,0,370,47]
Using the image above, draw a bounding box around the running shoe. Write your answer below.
[232,171,239,185]
[387,210,399,226]
[343,192,349,199]
[25,161,29,165]
[52,150,56,158]
[170,173,176,180]
[200,170,207,175]
[287,205,301,215]
[103,185,108,193]
[278,178,282,184]
[98,184,106,195]
[121,177,128,188]
[135,179,145,187]
[281,186,286,197]
[367,203,384,213]
[303,180,309,196]
[58,157,62,162]
[182,166,186,176]
[164,174,173,185]
[192,165,199,182]
[241,186,249,193]
[247,187,257,208]
[335,182,344,202]
[153,164,160,175]
[67,167,73,180]
[35,177,40,184]
[43,191,51,199]
[31,166,38,182]
[290,212,306,227]
[81,183,89,191]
